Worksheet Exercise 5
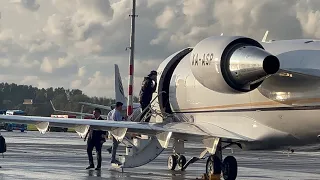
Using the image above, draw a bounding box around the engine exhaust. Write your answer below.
[225,45,280,89]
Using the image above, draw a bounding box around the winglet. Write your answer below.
[50,100,57,111]
[262,30,269,42]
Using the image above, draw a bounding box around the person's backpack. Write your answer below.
[0,135,7,157]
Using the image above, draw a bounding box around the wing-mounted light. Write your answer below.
[74,125,90,138]
[35,122,49,134]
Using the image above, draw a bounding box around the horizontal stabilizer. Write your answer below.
[50,100,108,118]
[78,102,112,110]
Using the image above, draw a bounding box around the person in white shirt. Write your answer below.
[107,102,124,121]
[106,102,124,165]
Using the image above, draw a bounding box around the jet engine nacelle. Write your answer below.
[190,36,280,93]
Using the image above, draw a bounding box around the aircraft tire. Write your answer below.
[177,155,187,170]
[206,155,221,177]
[222,156,237,180]
[167,155,177,170]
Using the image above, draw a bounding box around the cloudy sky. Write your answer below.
[0,0,320,98]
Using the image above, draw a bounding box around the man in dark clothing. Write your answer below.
[85,108,106,170]
[139,70,157,122]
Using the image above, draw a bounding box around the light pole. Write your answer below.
[127,0,137,117]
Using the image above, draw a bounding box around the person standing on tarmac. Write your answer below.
[139,70,157,122]
[105,102,125,165]
[84,108,106,170]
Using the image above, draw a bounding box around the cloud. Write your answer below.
[21,0,40,11]
[78,66,87,77]
[40,57,53,73]
[0,58,11,68]
[10,0,40,12]
[82,71,114,97]
[2,0,320,98]
[70,79,82,89]
[20,75,50,89]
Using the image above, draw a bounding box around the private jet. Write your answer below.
[1,34,320,180]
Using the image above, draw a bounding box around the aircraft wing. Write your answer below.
[79,102,112,111]
[0,115,251,142]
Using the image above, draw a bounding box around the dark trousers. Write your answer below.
[140,103,151,122]
[111,136,119,162]
[87,140,102,168]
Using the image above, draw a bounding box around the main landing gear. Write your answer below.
[206,154,237,180]
[166,138,241,180]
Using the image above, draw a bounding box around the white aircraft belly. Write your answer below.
[175,112,291,142]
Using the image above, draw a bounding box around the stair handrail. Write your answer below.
[132,91,166,122]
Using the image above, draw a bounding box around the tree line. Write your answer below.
[0,83,139,117]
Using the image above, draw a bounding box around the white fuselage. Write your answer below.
[157,39,320,150]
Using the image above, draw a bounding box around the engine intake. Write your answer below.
[190,36,280,93]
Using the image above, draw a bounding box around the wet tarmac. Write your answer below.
[0,131,319,180]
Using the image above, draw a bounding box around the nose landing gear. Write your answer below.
[167,154,187,170]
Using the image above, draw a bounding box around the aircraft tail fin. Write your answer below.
[115,64,127,105]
